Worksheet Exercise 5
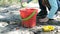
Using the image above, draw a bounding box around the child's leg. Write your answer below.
[38,0,47,18]
[47,0,58,19]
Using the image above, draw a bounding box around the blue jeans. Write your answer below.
[47,0,58,19]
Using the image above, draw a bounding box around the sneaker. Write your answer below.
[39,17,49,22]
[36,16,49,25]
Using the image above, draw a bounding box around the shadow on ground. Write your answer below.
[36,16,60,26]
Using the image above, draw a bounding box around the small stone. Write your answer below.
[16,27,19,30]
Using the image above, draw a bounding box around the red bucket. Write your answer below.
[20,8,38,28]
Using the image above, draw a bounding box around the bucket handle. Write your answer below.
[22,10,36,21]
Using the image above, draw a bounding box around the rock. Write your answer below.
[0,22,8,27]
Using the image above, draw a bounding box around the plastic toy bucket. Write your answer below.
[20,8,38,28]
